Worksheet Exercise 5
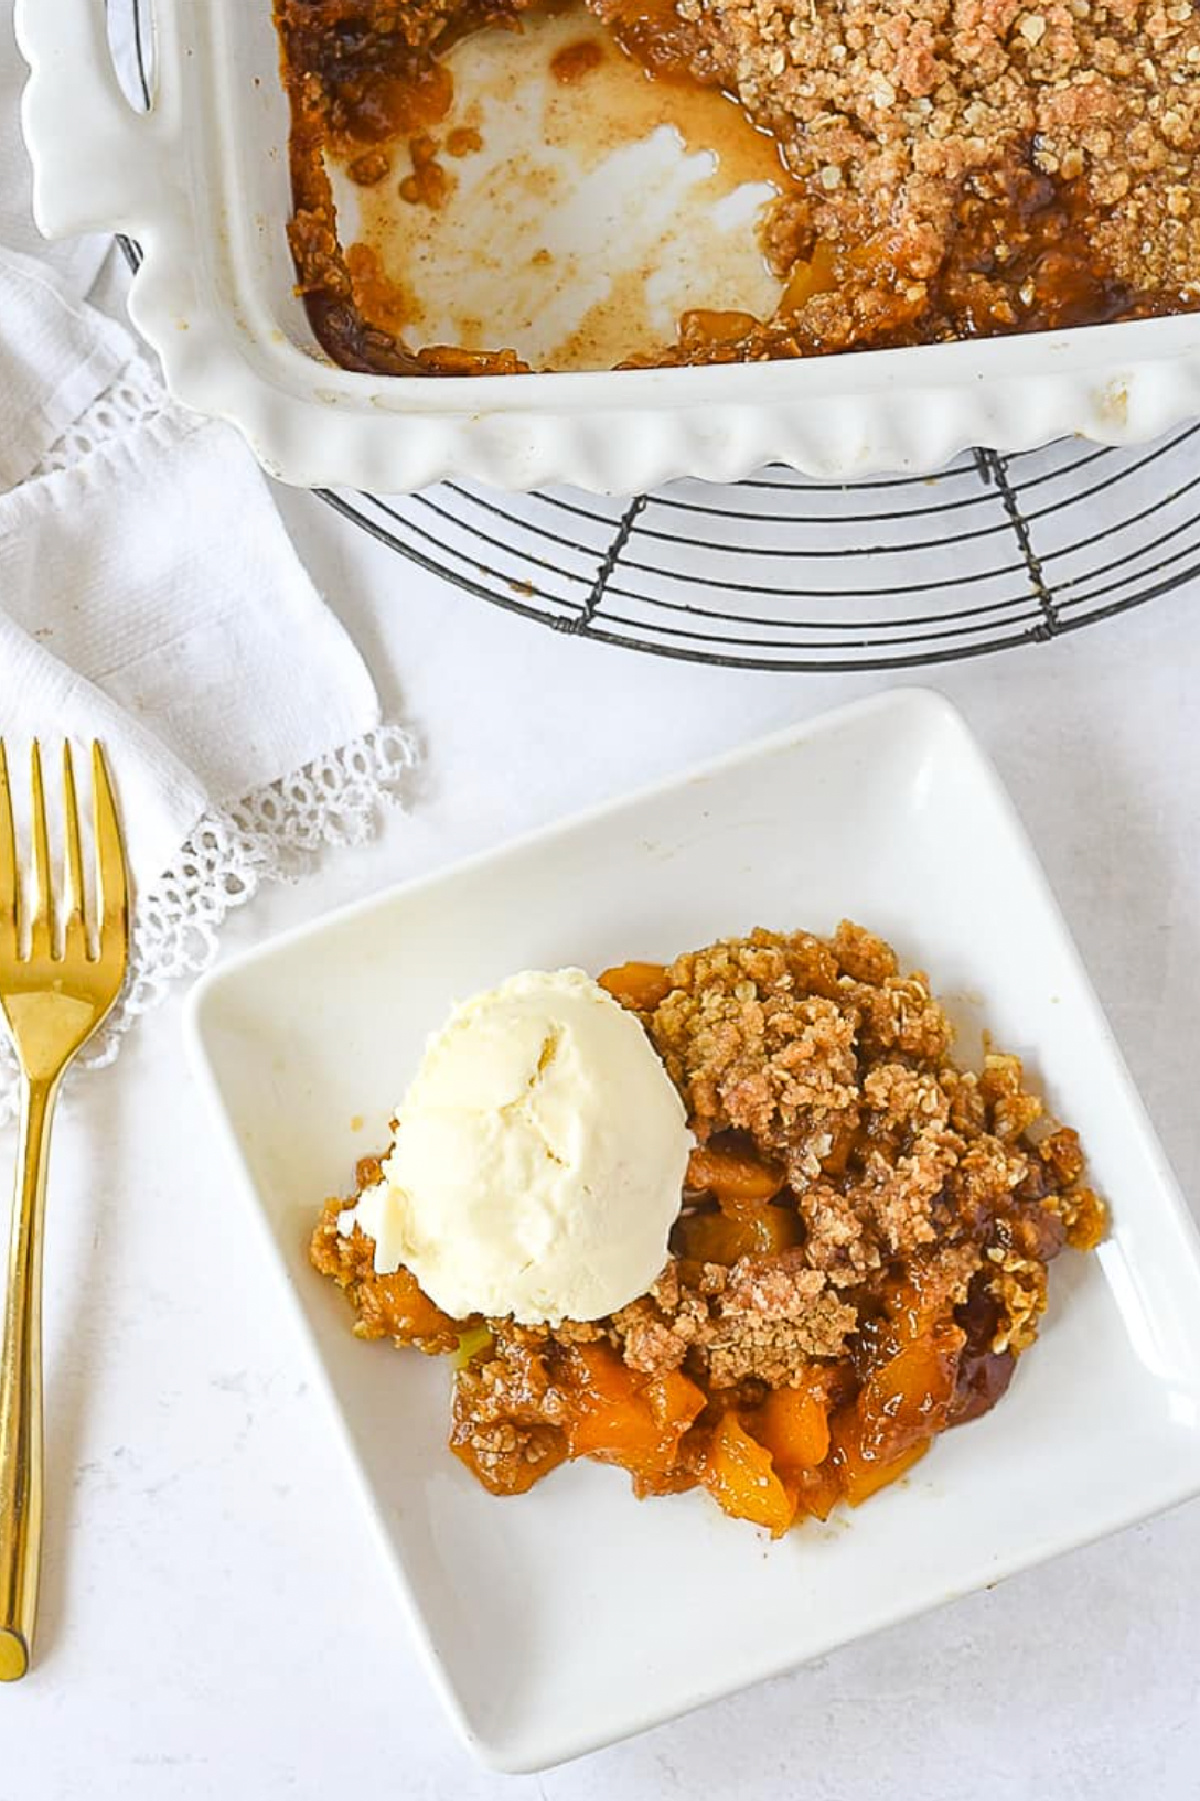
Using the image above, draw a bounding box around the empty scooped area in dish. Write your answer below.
[325,4,788,371]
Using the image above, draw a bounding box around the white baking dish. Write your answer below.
[17,0,1200,494]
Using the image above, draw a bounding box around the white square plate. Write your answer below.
[186,689,1200,1772]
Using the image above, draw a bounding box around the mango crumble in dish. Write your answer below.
[311,922,1105,1536]
[276,0,1200,374]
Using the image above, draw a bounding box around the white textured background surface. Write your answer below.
[2,515,1199,1796]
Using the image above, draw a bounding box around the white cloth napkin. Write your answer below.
[0,18,413,1123]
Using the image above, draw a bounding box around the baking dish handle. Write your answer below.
[14,0,178,239]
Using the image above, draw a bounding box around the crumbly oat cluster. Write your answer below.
[607,924,1100,1377]
[311,923,1106,1529]
[669,0,1200,341]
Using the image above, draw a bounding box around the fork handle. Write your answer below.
[0,1075,59,1680]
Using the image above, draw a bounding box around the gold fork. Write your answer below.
[0,742,129,1681]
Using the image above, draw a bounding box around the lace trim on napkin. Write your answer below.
[0,727,418,1127]
[30,355,172,476]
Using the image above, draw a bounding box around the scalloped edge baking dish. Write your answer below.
[16,0,1200,494]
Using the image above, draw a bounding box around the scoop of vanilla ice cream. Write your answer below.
[341,969,692,1324]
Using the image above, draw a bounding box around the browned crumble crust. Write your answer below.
[703,1252,860,1384]
[669,0,1200,325]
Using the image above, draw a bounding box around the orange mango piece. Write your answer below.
[676,1204,799,1265]
[564,1343,693,1478]
[646,1367,706,1432]
[702,1413,798,1537]
[755,1384,831,1474]
[792,1460,843,1522]
[781,238,838,313]
[829,1406,931,1507]
[687,1144,785,1206]
[597,961,672,1012]
[358,1265,461,1347]
[568,1400,667,1470]
[857,1326,962,1461]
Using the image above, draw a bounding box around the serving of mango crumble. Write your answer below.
[311,922,1105,1536]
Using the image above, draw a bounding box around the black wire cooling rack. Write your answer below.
[316,427,1198,671]
[110,0,1198,674]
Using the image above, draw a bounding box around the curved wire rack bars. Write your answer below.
[317,426,1198,670]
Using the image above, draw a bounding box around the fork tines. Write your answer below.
[0,742,128,965]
